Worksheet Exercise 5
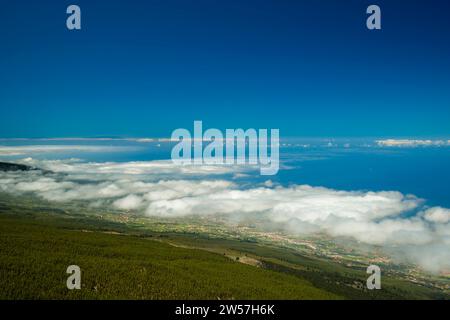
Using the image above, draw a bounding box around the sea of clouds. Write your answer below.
[0,156,449,273]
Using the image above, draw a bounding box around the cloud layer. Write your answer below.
[376,139,450,147]
[0,145,135,156]
[1,158,449,273]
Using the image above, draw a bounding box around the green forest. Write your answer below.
[0,213,338,299]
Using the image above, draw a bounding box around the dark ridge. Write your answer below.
[0,162,34,172]
[0,161,54,174]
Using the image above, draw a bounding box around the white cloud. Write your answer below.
[113,194,144,210]
[422,207,450,223]
[376,139,449,147]
[19,158,249,177]
[0,145,135,156]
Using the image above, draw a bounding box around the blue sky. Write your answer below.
[1,0,449,138]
